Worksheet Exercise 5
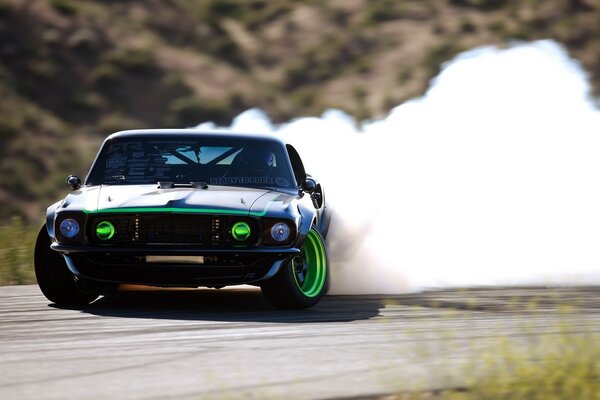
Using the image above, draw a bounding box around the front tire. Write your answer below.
[261,227,329,309]
[34,225,99,305]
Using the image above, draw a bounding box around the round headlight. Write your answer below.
[231,221,251,241]
[95,221,115,240]
[270,223,290,242]
[59,219,80,239]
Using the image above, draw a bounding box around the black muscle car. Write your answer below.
[34,130,331,309]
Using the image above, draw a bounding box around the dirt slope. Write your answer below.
[1,0,600,220]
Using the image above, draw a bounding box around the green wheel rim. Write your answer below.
[293,229,327,298]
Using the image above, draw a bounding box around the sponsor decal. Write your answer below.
[210,176,275,185]
[276,177,289,187]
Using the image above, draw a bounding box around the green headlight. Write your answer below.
[231,221,251,241]
[95,221,115,240]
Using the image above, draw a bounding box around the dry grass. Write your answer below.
[0,218,38,285]
[455,332,600,400]
[386,301,600,400]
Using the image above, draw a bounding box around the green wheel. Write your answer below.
[34,225,100,305]
[261,227,329,309]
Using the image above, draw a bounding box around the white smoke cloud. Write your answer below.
[199,39,600,294]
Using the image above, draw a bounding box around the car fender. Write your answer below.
[45,201,62,239]
[297,201,317,243]
[318,199,332,239]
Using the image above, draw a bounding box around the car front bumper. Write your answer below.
[51,243,299,287]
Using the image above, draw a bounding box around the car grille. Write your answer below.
[87,214,257,246]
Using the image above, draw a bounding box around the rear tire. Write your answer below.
[261,227,329,309]
[34,225,99,305]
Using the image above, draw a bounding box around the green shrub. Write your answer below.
[98,113,142,135]
[161,73,195,100]
[68,92,104,113]
[397,69,413,84]
[105,49,159,75]
[391,302,600,400]
[169,95,231,126]
[49,0,79,16]
[0,117,19,142]
[423,42,463,75]
[352,56,371,74]
[0,0,10,15]
[459,18,477,33]
[198,0,245,20]
[195,0,291,29]
[0,217,38,285]
[210,35,246,67]
[443,332,600,400]
[487,20,507,34]
[92,63,121,93]
[448,0,508,12]
[289,87,318,109]
[242,2,292,29]
[363,0,400,24]
[28,59,58,80]
[283,52,335,89]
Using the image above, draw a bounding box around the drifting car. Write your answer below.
[34,129,331,309]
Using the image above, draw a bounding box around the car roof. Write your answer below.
[106,129,288,146]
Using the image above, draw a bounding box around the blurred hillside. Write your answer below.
[1,0,600,222]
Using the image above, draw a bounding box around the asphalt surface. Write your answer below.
[1,285,600,400]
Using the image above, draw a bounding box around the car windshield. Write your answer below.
[86,135,296,190]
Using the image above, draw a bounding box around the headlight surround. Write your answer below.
[95,220,116,241]
[231,221,251,241]
[262,219,295,246]
[59,218,80,239]
[270,222,291,242]
[55,213,85,242]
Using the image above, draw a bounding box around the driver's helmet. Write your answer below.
[231,147,276,175]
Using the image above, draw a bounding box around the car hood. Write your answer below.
[55,184,298,218]
[90,184,272,213]
[54,184,299,217]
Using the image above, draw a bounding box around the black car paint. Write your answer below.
[45,130,331,288]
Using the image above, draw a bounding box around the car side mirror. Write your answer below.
[302,177,316,194]
[66,175,82,190]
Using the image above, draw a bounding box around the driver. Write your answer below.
[228,147,277,176]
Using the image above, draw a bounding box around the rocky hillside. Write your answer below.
[1,0,600,221]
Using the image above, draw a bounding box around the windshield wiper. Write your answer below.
[157,181,208,189]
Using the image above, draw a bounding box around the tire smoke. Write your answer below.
[199,40,600,293]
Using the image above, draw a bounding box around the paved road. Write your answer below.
[1,285,599,400]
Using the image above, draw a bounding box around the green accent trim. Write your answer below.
[294,229,327,298]
[83,204,271,217]
[95,221,115,240]
[231,221,251,241]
